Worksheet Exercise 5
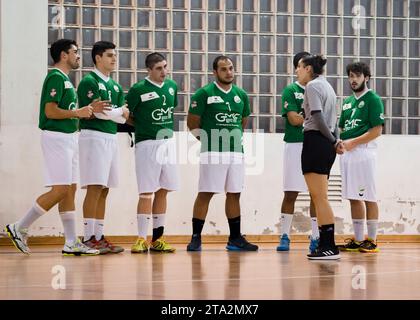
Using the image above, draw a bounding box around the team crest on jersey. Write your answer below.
[168,87,175,96]
[50,89,57,97]
[64,81,73,89]
[114,85,119,92]
[191,101,197,108]
[358,101,365,109]
[234,95,241,103]
[98,83,107,91]
[87,90,94,99]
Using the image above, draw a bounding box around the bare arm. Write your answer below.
[343,125,382,151]
[286,111,304,126]
[45,102,92,119]
[242,117,248,130]
[125,113,135,127]
[187,113,201,140]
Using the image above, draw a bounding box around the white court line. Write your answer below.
[1,267,420,290]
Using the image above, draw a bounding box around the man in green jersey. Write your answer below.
[277,52,320,254]
[78,41,128,254]
[126,52,179,253]
[186,55,258,252]
[5,39,107,256]
[337,62,384,254]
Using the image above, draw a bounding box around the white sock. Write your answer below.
[310,217,320,239]
[137,213,150,239]
[367,220,378,241]
[152,213,165,229]
[17,202,46,230]
[94,219,104,241]
[83,218,96,241]
[352,219,365,242]
[280,213,293,236]
[59,211,77,246]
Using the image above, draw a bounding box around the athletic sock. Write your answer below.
[17,202,46,230]
[367,219,378,242]
[352,219,365,242]
[228,216,241,239]
[310,217,320,239]
[59,211,77,246]
[137,213,150,239]
[319,224,336,248]
[83,218,96,241]
[152,213,165,242]
[280,213,293,236]
[192,218,205,236]
[94,219,104,241]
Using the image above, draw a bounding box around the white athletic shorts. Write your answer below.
[198,152,245,193]
[135,138,179,194]
[283,142,307,192]
[41,130,79,187]
[79,129,119,188]
[340,142,377,202]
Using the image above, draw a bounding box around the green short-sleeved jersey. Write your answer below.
[339,90,384,140]
[78,71,124,134]
[126,78,178,143]
[38,68,78,133]
[281,82,305,143]
[188,82,250,153]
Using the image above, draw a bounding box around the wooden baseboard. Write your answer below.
[1,234,419,246]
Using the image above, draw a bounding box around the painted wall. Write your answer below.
[1,0,419,237]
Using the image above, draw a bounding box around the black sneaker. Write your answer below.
[307,246,340,260]
[337,238,362,252]
[226,235,258,251]
[359,238,379,253]
[187,234,202,251]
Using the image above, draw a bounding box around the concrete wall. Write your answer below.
[1,0,419,237]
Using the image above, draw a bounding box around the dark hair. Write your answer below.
[293,51,310,69]
[50,39,78,63]
[145,52,166,69]
[301,54,327,75]
[346,62,371,78]
[213,55,232,71]
[92,41,116,65]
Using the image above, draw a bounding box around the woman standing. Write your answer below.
[297,55,343,260]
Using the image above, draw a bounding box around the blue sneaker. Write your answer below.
[309,236,319,254]
[226,235,258,251]
[187,234,202,251]
[276,233,290,251]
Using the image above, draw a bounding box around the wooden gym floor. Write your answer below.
[0,242,419,300]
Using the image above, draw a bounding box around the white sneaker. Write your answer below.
[5,223,30,254]
[62,238,100,256]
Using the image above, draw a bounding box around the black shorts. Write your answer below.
[301,130,336,176]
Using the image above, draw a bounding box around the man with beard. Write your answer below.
[5,39,108,256]
[337,62,384,253]
[186,55,258,252]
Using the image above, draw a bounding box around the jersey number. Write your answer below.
[162,95,167,106]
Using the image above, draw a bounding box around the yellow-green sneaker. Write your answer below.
[131,237,149,253]
[150,237,176,253]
